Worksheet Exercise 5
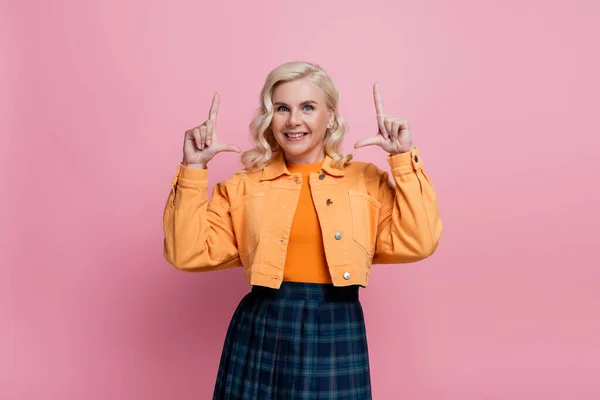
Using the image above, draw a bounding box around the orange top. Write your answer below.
[163,148,443,289]
[283,159,333,284]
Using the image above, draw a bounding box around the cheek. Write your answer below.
[270,116,284,132]
[312,115,329,130]
[318,111,332,124]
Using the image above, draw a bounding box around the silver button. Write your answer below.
[334,232,342,240]
[343,272,351,280]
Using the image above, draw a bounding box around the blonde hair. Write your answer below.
[241,61,352,172]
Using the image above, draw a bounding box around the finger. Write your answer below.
[192,127,202,149]
[384,119,394,139]
[354,135,383,149]
[200,125,207,150]
[209,92,220,122]
[214,143,241,154]
[396,119,409,139]
[205,119,214,147]
[402,120,410,131]
[391,120,400,141]
[373,82,385,116]
[373,82,388,138]
[377,115,388,139]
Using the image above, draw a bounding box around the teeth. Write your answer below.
[287,133,306,138]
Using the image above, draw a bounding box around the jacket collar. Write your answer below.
[260,151,345,181]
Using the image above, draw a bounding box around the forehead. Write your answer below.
[272,79,326,102]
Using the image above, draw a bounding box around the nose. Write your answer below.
[286,110,300,127]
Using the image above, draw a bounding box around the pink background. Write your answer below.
[2,0,599,399]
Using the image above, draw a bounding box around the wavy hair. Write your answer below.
[240,61,352,172]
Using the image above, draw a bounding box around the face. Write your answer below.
[270,78,334,164]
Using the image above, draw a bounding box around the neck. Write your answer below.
[283,151,325,165]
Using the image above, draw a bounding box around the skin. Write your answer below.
[181,80,414,169]
[269,79,335,165]
[181,92,240,169]
[354,82,415,155]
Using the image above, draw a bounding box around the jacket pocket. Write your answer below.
[348,190,381,255]
[229,192,264,256]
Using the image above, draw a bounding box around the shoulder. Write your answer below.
[215,168,263,186]
[212,168,265,202]
[208,168,264,208]
[345,159,388,183]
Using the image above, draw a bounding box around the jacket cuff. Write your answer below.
[171,164,209,188]
[387,147,422,175]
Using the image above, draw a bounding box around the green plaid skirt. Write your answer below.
[212,281,372,399]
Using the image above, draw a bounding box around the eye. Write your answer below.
[303,105,314,112]
[276,106,289,112]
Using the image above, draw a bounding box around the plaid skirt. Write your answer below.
[212,281,372,399]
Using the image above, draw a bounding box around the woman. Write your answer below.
[163,61,443,399]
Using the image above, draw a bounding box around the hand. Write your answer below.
[182,92,241,167]
[354,82,414,155]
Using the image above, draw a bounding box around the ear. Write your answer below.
[328,108,336,127]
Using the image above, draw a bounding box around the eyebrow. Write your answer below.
[273,100,318,106]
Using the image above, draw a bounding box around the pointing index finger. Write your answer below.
[209,92,220,121]
[373,82,388,138]
[373,82,385,116]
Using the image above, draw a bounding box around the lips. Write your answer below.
[284,132,308,138]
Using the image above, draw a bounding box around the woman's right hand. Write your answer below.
[182,92,241,168]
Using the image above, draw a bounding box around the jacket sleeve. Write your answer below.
[372,147,443,264]
[162,164,242,272]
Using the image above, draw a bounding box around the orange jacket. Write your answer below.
[163,147,442,289]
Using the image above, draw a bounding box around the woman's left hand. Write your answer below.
[354,82,414,155]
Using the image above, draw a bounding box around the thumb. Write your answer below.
[354,135,382,149]
[214,143,242,154]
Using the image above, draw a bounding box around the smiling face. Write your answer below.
[270,78,335,165]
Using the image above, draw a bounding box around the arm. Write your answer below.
[162,164,241,271]
[372,147,443,264]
